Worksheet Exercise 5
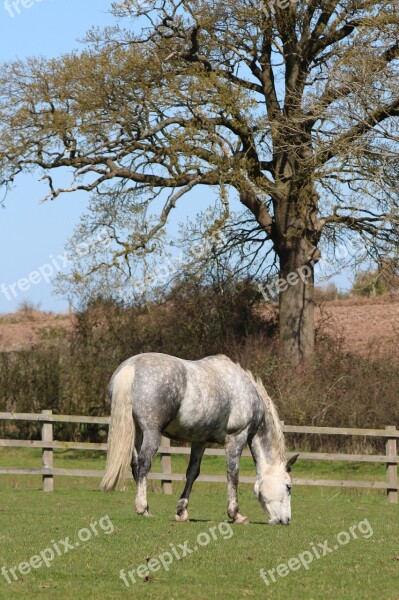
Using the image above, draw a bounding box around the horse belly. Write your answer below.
[164,403,230,444]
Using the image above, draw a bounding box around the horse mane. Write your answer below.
[245,369,286,462]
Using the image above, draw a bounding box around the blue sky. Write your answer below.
[0,0,114,312]
[0,1,353,313]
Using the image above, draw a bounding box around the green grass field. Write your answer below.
[1,448,398,599]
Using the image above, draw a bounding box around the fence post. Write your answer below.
[160,436,172,495]
[385,425,398,504]
[42,410,54,492]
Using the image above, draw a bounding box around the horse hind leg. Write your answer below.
[135,430,161,517]
[175,443,206,522]
[131,428,143,484]
[226,435,249,525]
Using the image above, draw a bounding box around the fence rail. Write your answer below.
[0,411,397,503]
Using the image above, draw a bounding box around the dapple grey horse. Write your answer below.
[101,353,298,524]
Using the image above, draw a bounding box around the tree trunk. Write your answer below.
[278,238,315,365]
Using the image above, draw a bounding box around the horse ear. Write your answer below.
[286,453,299,472]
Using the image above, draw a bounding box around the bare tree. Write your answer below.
[1,0,399,363]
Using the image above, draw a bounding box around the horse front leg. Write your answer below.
[175,443,206,522]
[135,430,161,516]
[226,436,249,525]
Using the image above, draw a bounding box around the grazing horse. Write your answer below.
[101,353,298,525]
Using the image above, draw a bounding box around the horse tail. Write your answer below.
[101,365,136,492]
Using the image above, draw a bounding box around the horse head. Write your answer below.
[254,454,299,525]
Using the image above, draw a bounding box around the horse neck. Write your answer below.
[251,417,286,479]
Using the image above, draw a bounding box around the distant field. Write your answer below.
[315,294,399,357]
[0,309,72,352]
[1,449,398,599]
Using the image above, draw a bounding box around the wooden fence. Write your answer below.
[0,411,398,503]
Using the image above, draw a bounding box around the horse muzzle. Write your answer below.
[269,517,291,525]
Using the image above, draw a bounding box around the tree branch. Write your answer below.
[319,97,399,165]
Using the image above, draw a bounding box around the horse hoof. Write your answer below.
[136,508,153,517]
[234,514,249,525]
[175,510,189,522]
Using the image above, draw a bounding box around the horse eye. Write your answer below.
[286,484,292,494]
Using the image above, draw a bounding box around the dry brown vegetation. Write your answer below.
[0,288,398,451]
